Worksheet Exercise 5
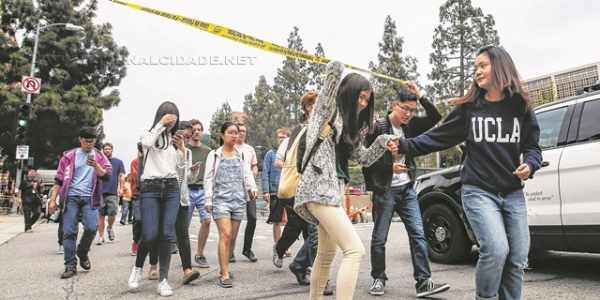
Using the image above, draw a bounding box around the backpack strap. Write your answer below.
[137,148,150,187]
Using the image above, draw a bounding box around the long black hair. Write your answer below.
[336,73,374,150]
[150,101,179,150]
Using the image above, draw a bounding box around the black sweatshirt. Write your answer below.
[399,94,543,195]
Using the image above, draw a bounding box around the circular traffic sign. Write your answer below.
[21,76,42,94]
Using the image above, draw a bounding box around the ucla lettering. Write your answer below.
[510,118,520,143]
[471,116,520,143]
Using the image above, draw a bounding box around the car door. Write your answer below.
[559,97,600,252]
[525,103,572,250]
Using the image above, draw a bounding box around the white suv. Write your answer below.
[525,85,600,253]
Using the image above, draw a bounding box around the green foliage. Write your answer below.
[0,0,128,169]
[369,16,419,117]
[208,102,232,149]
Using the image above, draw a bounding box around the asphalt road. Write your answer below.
[1,216,599,299]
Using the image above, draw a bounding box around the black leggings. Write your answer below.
[243,200,257,252]
[57,209,64,246]
[175,205,192,270]
[275,200,309,258]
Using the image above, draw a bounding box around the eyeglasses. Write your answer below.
[398,105,418,115]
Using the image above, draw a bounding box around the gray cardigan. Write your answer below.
[294,61,394,225]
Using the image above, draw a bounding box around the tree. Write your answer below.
[428,0,500,100]
[369,15,419,117]
[306,42,326,89]
[243,76,286,151]
[272,26,310,126]
[0,0,128,169]
[207,101,232,149]
[427,0,500,168]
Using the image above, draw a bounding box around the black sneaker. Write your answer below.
[369,278,385,296]
[416,279,450,298]
[79,256,91,271]
[61,266,77,279]
[323,280,334,296]
[229,254,236,263]
[242,250,258,262]
[289,263,309,285]
[195,255,210,268]
[216,276,233,288]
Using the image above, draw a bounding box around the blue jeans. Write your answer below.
[132,197,142,243]
[140,190,180,245]
[370,184,431,282]
[62,196,98,267]
[140,179,180,281]
[462,185,530,300]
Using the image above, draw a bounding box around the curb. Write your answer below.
[0,216,43,247]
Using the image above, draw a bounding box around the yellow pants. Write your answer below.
[307,202,365,300]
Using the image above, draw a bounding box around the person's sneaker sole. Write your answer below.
[61,269,77,279]
[369,290,385,296]
[216,278,233,288]
[288,264,309,285]
[243,252,258,262]
[416,283,450,298]
[182,271,200,285]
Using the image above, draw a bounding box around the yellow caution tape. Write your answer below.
[108,0,407,85]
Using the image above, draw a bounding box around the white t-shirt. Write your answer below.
[391,125,411,187]
[235,143,258,171]
[140,124,185,180]
[276,138,290,161]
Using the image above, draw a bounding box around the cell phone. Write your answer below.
[87,152,95,161]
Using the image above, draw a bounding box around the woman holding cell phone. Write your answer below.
[127,101,185,297]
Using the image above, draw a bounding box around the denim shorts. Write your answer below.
[212,200,245,221]
[188,188,210,222]
[100,194,119,216]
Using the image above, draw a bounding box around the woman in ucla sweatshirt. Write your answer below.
[398,45,542,300]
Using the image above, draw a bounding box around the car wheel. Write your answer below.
[423,203,470,264]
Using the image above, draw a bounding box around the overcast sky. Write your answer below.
[95,0,600,168]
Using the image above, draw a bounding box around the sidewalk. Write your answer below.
[0,214,25,246]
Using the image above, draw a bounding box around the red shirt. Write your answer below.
[130,158,139,196]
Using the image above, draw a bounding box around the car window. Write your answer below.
[536,107,568,149]
[577,99,600,142]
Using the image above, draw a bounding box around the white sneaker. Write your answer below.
[95,236,104,245]
[56,245,64,255]
[128,266,143,291]
[157,279,174,297]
